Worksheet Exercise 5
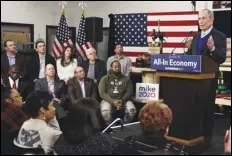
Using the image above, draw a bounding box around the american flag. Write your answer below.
[52,13,73,57]
[113,11,199,65]
[76,11,93,60]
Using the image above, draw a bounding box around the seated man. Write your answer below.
[35,64,67,121]
[2,64,30,101]
[80,48,106,83]
[67,66,97,109]
[99,60,136,125]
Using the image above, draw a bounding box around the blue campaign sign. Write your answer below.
[150,55,202,73]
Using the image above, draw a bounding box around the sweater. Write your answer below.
[197,34,210,55]
[56,58,77,80]
[98,72,133,103]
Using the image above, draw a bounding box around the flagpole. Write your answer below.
[59,1,67,15]
[78,1,97,50]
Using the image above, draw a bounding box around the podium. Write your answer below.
[150,54,218,146]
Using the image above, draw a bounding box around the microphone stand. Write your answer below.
[170,32,193,55]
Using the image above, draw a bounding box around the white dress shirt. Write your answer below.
[39,54,46,78]
[9,77,19,89]
[78,80,86,97]
[201,26,213,38]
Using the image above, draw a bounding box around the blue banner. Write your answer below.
[150,55,202,73]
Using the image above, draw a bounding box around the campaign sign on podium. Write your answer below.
[150,55,202,73]
[136,83,159,100]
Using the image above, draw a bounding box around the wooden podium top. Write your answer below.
[156,71,215,79]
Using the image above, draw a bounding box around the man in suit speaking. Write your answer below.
[186,9,227,148]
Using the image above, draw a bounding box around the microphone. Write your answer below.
[102,118,123,133]
[170,31,193,55]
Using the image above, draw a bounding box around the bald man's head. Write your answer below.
[75,66,85,80]
[45,64,55,77]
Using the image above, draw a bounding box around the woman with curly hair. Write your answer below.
[123,102,189,155]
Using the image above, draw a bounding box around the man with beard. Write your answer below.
[99,60,136,125]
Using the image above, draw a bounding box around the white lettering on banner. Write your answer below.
[153,59,169,66]
[153,58,198,69]
[169,59,198,69]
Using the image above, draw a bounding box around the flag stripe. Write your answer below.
[123,46,187,54]
[148,11,198,16]
[147,20,198,26]
[147,15,198,21]
[147,37,193,43]
[147,26,198,32]
[147,31,198,37]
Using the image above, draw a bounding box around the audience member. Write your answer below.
[1,85,29,155]
[1,40,25,80]
[67,66,97,109]
[107,44,132,77]
[56,46,77,84]
[99,60,136,125]
[3,64,31,101]
[80,47,106,83]
[35,64,68,128]
[54,98,121,155]
[123,102,188,155]
[17,91,62,154]
[24,40,56,83]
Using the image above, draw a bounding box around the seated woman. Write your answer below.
[54,98,121,155]
[56,46,77,84]
[123,102,189,155]
[1,85,29,155]
[16,91,62,154]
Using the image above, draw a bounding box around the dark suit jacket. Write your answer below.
[34,78,66,102]
[67,77,97,106]
[24,52,57,81]
[3,77,30,101]
[80,59,107,83]
[34,77,67,119]
[1,52,25,79]
[186,28,227,76]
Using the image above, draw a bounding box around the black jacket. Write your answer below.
[80,59,107,83]
[24,52,57,82]
[186,28,227,77]
[54,133,121,155]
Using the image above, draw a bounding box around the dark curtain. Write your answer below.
[107,14,115,57]
[214,10,231,37]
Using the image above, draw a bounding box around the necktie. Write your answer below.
[12,81,16,89]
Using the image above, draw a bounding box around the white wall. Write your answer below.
[1,1,211,42]
[85,1,193,27]
[1,1,81,42]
